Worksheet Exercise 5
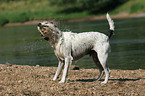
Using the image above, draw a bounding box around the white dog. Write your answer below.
[37,13,115,84]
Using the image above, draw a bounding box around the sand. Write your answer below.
[0,64,145,95]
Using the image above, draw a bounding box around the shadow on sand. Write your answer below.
[76,78,145,82]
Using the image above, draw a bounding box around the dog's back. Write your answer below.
[62,32,109,61]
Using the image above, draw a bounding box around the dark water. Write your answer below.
[0,17,145,69]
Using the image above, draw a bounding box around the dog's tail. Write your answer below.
[106,13,115,39]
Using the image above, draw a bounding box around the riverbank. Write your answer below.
[0,64,144,95]
[4,12,145,27]
[1,0,145,26]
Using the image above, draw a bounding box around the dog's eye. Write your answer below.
[42,25,49,28]
[43,25,49,27]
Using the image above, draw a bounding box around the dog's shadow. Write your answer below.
[76,78,145,82]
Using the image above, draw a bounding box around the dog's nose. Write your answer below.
[38,23,41,27]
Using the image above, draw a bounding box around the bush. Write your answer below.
[0,0,20,2]
[0,14,9,26]
[49,0,129,14]
[9,12,29,23]
[130,4,144,13]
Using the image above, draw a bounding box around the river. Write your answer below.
[0,17,145,69]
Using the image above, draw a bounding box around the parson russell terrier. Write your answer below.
[37,13,115,84]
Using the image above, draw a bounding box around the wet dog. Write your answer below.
[37,13,115,84]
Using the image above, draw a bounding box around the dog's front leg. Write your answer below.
[53,60,64,81]
[59,56,72,83]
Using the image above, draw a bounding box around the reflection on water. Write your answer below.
[0,17,145,69]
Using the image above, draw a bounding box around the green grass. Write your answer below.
[0,14,9,26]
[111,0,145,14]
[0,1,90,26]
[0,0,145,26]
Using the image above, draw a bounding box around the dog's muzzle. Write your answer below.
[43,37,49,41]
[40,34,49,41]
[38,23,49,41]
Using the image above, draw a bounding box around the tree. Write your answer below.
[49,0,129,14]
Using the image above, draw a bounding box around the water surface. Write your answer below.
[0,17,145,69]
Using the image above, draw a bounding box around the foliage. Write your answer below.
[0,0,145,25]
[0,14,9,26]
[130,3,144,13]
[49,0,128,14]
[0,0,19,2]
[112,0,145,14]
[8,12,29,23]
[0,0,39,2]
[0,0,90,25]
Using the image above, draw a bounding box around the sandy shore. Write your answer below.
[0,64,145,95]
[4,12,145,27]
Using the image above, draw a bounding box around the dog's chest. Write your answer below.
[54,41,65,60]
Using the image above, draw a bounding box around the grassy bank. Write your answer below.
[111,0,145,14]
[0,0,145,26]
[0,0,90,26]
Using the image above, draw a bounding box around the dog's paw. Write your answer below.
[53,78,57,81]
[101,81,107,85]
[59,80,65,83]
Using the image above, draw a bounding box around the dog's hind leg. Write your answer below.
[94,43,111,84]
[91,50,104,81]
[97,51,110,84]
[53,60,64,81]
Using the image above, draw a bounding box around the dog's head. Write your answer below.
[37,21,62,41]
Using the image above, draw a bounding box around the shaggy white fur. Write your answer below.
[37,13,115,84]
